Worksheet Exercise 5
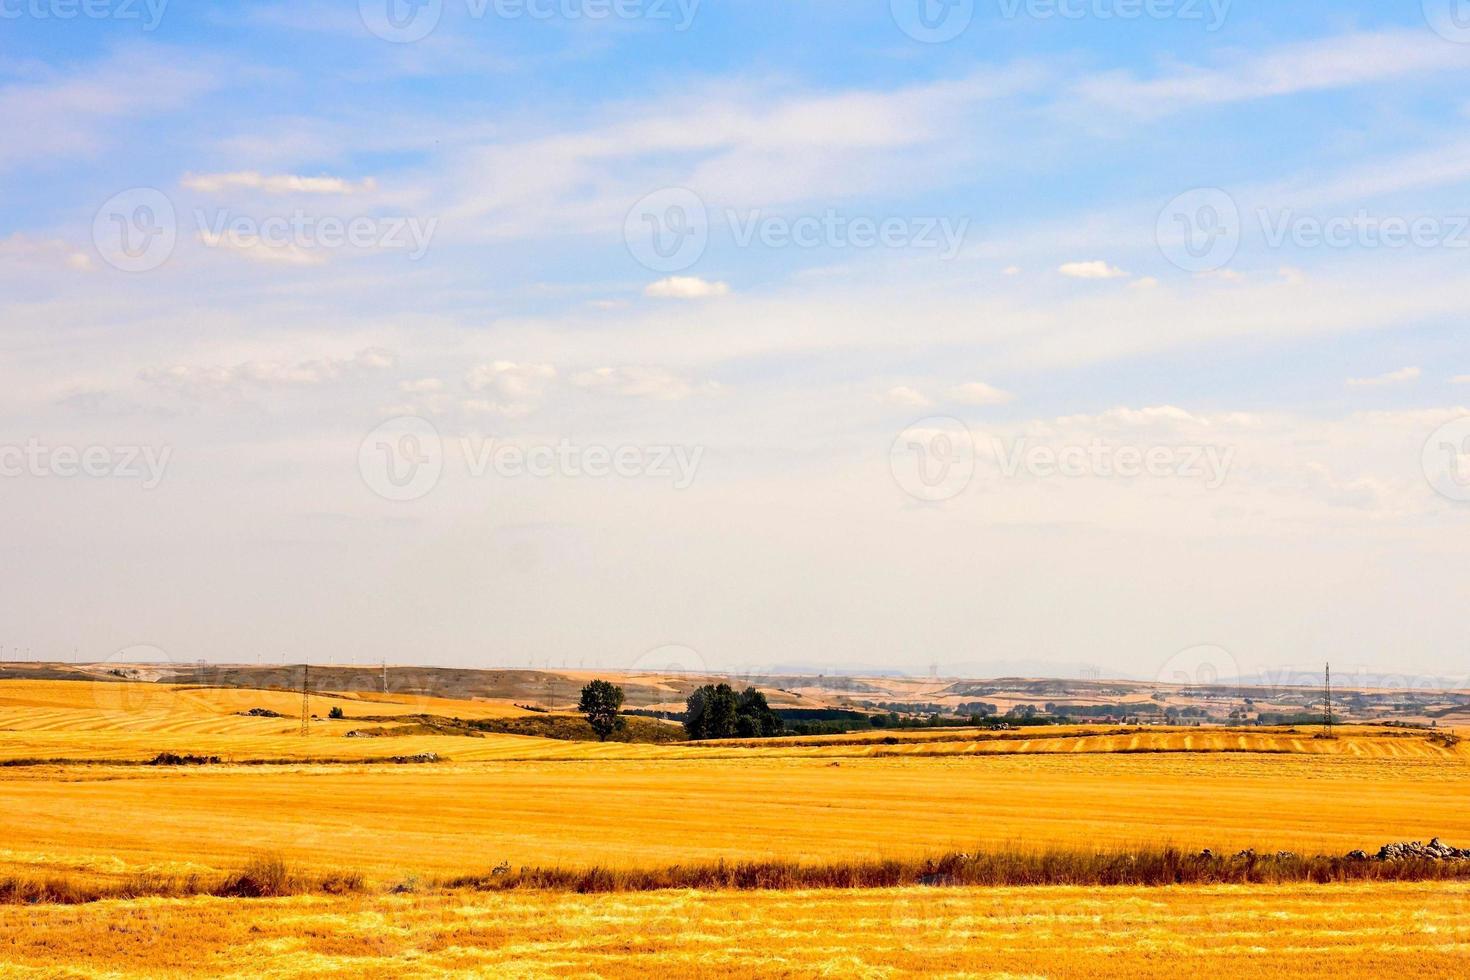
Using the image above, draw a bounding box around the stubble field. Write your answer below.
[1,677,1467,977]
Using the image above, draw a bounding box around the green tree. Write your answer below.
[328,706,345,720]
[684,683,739,739]
[684,684,782,739]
[578,680,626,741]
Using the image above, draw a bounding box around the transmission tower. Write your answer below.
[382,659,388,696]
[1323,662,1333,738]
[300,662,311,737]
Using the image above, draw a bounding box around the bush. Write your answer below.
[328,706,345,720]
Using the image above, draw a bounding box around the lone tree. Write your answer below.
[578,679,626,741]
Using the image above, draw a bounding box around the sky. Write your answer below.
[2,1,1469,688]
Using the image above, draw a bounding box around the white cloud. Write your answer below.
[0,234,92,272]
[573,366,693,401]
[182,171,378,195]
[1346,367,1421,388]
[1453,375,1470,385]
[197,233,329,266]
[1130,276,1159,290]
[645,276,731,299]
[883,386,933,409]
[1059,260,1127,280]
[1002,265,1022,276]
[399,378,446,393]
[464,361,556,416]
[948,382,1014,407]
[1078,30,1470,118]
[141,348,396,395]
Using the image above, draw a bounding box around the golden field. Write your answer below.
[1,884,1467,978]
[3,677,1469,977]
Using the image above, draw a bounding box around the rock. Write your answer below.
[1373,839,1470,862]
[1199,849,1215,859]
[1345,850,1370,861]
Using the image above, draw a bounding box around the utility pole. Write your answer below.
[300,662,311,737]
[1323,662,1333,739]
[382,659,388,696]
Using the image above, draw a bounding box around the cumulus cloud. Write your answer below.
[464,361,556,417]
[182,171,378,195]
[949,382,1014,406]
[573,366,693,401]
[1347,367,1421,388]
[399,378,446,393]
[644,276,731,299]
[1059,260,1128,280]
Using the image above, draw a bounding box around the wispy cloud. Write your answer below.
[1347,367,1421,388]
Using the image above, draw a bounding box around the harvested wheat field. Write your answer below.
[1,883,1467,978]
[3,677,1469,977]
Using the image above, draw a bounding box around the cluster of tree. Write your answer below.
[684,684,783,739]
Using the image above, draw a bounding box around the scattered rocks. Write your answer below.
[1345,850,1370,861]
[240,708,284,718]
[389,752,439,764]
[1373,838,1470,862]
[148,752,222,766]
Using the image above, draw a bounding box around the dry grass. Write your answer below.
[0,883,1466,978]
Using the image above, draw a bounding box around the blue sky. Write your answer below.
[2,2,1469,682]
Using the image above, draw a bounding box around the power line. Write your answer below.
[300,662,311,737]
